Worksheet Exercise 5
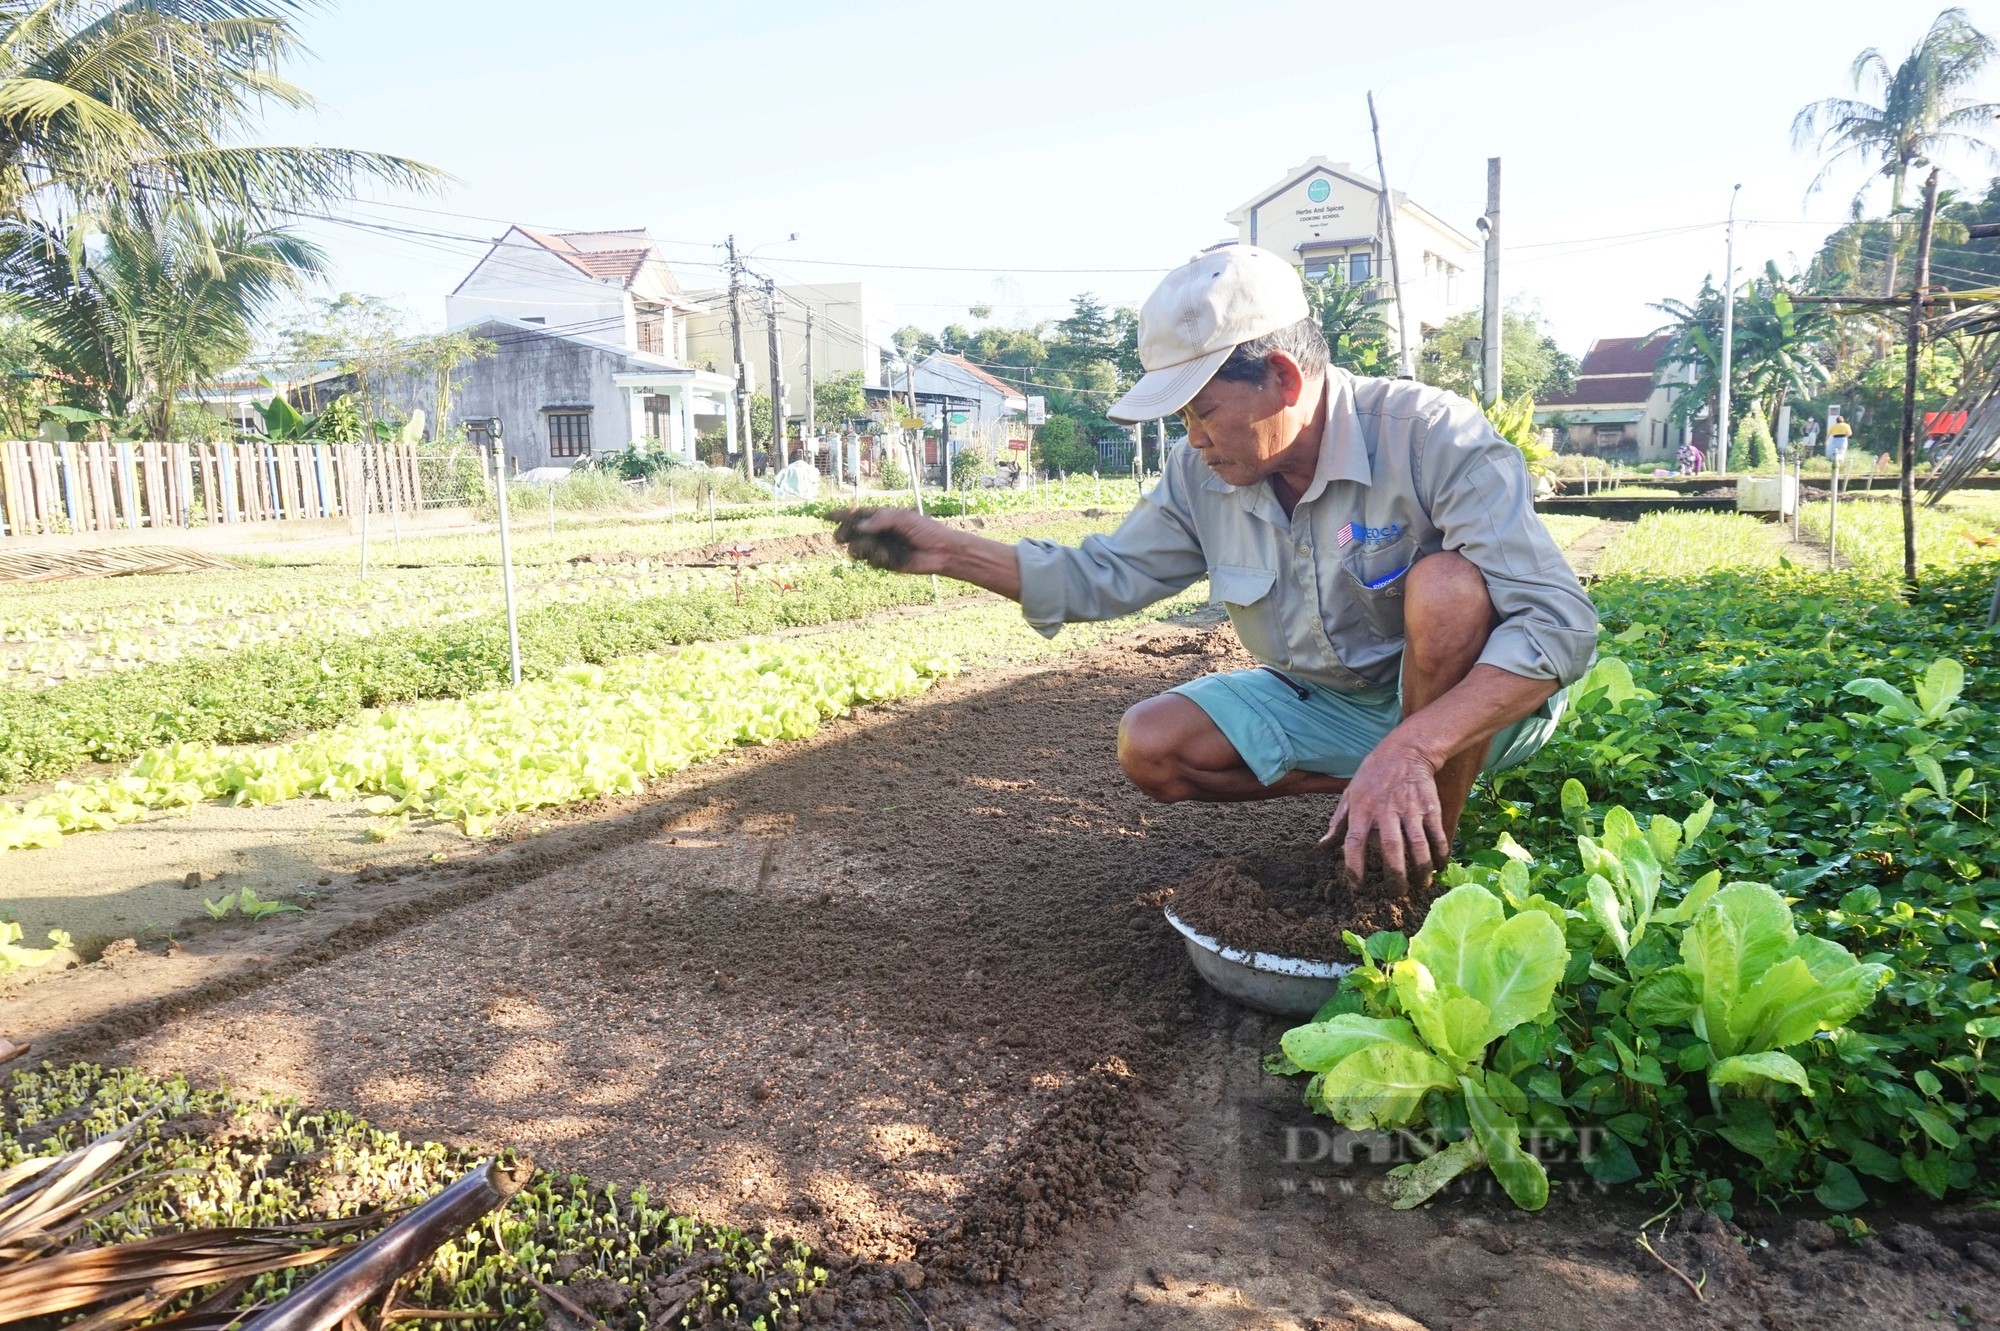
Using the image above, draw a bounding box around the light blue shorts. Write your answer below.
[1170,665,1568,788]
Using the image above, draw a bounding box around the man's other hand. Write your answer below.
[826,506,960,575]
[1318,739,1451,892]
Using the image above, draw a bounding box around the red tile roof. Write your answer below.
[1576,336,1670,377]
[1539,373,1658,408]
[934,353,1023,399]
[513,228,661,287]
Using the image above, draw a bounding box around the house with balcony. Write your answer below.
[1225,157,1479,360]
[435,228,737,470]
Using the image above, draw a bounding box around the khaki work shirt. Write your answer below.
[1015,370,1599,694]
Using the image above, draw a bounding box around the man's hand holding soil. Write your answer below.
[824,245,1597,895]
[828,506,1021,599]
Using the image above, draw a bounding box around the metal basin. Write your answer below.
[1164,907,1353,1017]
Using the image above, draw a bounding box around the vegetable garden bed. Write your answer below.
[7,520,2000,1327]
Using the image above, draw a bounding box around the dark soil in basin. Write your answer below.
[1160,845,1441,964]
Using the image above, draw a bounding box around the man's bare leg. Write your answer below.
[1117,694,1348,804]
[1398,551,1501,839]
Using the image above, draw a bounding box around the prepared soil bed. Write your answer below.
[10,620,2000,1330]
[1160,847,1438,962]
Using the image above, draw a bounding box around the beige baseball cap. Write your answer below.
[1107,243,1311,424]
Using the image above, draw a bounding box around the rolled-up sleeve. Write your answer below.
[1416,397,1599,685]
[1016,457,1209,638]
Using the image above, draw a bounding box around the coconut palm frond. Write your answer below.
[0,0,446,226]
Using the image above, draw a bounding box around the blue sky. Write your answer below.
[266,0,1997,355]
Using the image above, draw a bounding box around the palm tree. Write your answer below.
[0,0,443,227]
[1303,271,1394,375]
[1792,7,1999,293]
[1,207,324,436]
[1647,264,1832,437]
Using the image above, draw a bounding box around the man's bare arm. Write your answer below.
[830,506,1023,600]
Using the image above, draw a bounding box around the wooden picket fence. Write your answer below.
[0,440,426,538]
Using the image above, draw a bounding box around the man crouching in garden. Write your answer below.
[831,243,1598,890]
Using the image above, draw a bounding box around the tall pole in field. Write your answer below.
[1367,91,1414,379]
[1899,169,1942,592]
[487,419,521,687]
[358,448,371,581]
[763,278,785,480]
[726,236,751,485]
[1717,183,1741,475]
[804,306,816,449]
[1480,157,1502,408]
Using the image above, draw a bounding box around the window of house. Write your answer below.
[1303,260,1331,279]
[1593,425,1624,451]
[644,395,673,443]
[636,305,665,356]
[1349,253,1372,285]
[546,411,591,458]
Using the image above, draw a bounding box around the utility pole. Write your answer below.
[1717,183,1741,474]
[1366,92,1414,378]
[726,235,751,483]
[763,278,785,478]
[1899,168,1942,591]
[804,306,816,453]
[1480,157,1501,408]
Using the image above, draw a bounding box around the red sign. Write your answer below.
[1927,410,1968,436]
[1007,439,1029,451]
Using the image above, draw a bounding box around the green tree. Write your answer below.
[1033,414,1096,475]
[1303,272,1393,375]
[1734,408,1775,471]
[1793,7,1998,293]
[813,369,866,430]
[404,329,493,440]
[2,211,322,437]
[1418,304,1567,402]
[1647,263,1833,437]
[0,0,443,228]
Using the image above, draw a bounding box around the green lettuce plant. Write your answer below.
[1280,883,1568,1209]
[1272,797,1893,1214]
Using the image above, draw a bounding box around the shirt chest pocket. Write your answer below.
[1337,536,1417,640]
[1211,563,1277,609]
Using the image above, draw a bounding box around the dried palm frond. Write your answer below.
[0,1116,381,1330]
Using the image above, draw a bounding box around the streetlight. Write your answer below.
[1718,183,1741,474]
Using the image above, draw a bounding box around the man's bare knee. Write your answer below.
[1117,695,1210,803]
[1405,552,1496,672]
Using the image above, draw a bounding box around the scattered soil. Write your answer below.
[8,612,2000,1330]
[1161,847,1439,963]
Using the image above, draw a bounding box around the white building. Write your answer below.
[683,281,898,427]
[440,227,735,465]
[1225,156,1479,358]
[909,353,1027,465]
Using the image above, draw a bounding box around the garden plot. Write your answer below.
[4,558,1996,1328]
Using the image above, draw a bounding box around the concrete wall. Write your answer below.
[304,322,648,472]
